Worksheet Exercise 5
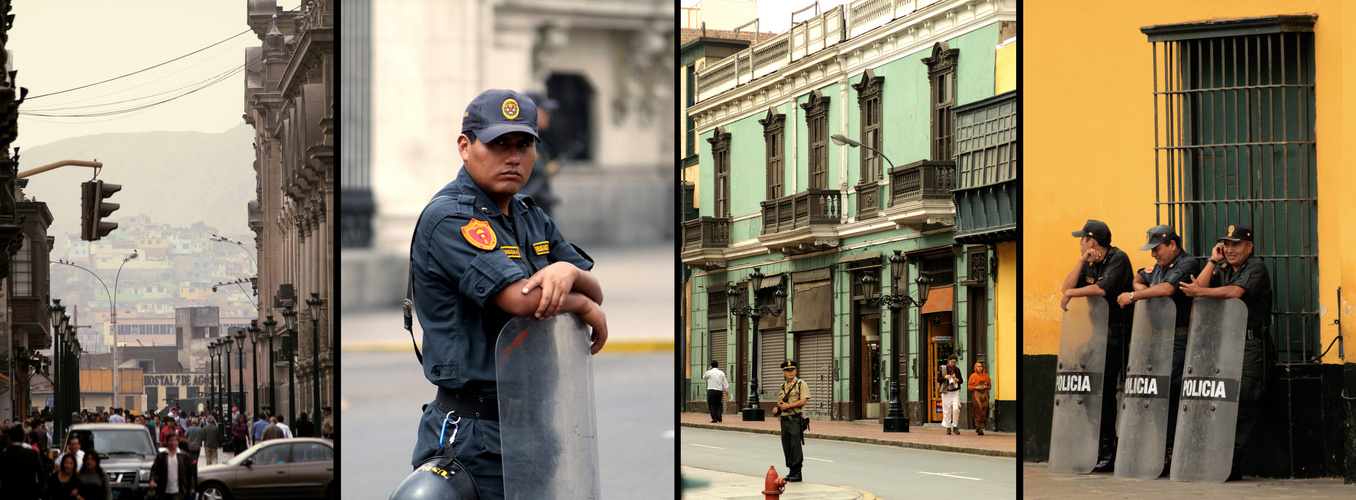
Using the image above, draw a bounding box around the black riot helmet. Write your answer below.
[389,451,480,500]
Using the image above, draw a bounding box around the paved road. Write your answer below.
[681,427,1017,499]
[341,351,674,499]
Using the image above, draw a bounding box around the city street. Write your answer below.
[342,350,673,499]
[681,427,1017,499]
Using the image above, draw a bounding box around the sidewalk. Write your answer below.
[1023,462,1356,498]
[682,466,873,500]
[680,412,1014,458]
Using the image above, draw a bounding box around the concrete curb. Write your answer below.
[681,422,1016,458]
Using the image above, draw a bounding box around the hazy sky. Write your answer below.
[683,0,854,35]
[8,1,299,150]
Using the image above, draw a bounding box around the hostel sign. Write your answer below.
[143,374,208,387]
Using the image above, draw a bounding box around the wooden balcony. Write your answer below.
[680,216,731,268]
[757,188,841,255]
[884,160,956,229]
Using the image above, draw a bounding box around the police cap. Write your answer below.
[462,89,539,142]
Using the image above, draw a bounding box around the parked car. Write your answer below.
[66,423,158,500]
[196,437,334,500]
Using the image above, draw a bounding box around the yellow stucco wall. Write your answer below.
[996,40,1016,94]
[996,240,1016,401]
[1025,1,1353,362]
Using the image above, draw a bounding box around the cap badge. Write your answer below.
[460,219,497,250]
[502,98,520,120]
[1227,225,1235,237]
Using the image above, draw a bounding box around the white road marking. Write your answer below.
[805,457,835,462]
[918,471,982,481]
[691,444,725,449]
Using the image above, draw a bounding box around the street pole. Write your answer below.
[282,306,297,429]
[307,293,323,425]
[111,250,138,415]
[208,342,217,417]
[223,336,234,416]
[234,328,246,417]
[263,316,277,415]
[248,322,260,418]
[51,300,65,443]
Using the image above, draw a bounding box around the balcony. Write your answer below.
[884,160,955,230]
[758,188,841,255]
[680,216,731,268]
[954,180,1016,243]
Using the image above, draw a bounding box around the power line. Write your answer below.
[26,6,300,100]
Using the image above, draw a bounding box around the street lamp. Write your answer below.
[235,328,247,417]
[306,292,325,426]
[726,267,787,421]
[50,300,66,441]
[858,250,933,432]
[111,249,138,414]
[208,341,218,416]
[830,132,897,174]
[223,335,235,415]
[248,321,260,417]
[281,305,297,428]
[262,315,278,414]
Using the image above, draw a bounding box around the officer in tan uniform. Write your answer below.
[773,360,810,482]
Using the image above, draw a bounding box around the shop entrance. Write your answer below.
[925,312,955,423]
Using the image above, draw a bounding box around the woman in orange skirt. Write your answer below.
[968,360,991,435]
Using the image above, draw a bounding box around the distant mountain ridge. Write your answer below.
[17,124,255,239]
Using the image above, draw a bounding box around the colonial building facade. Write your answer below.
[683,0,1015,429]
[243,0,334,424]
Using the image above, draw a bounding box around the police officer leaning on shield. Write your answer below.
[1180,224,1274,481]
[1061,219,1133,473]
[392,89,609,500]
[1116,225,1199,475]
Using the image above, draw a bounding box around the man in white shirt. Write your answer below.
[108,408,125,424]
[702,360,729,423]
[54,435,85,472]
[277,415,294,439]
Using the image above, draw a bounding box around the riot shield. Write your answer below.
[495,313,601,500]
[1170,298,1247,483]
[1048,297,1110,474]
[1114,297,1176,479]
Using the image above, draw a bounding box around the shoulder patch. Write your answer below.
[503,246,521,259]
[533,241,550,255]
[461,219,497,250]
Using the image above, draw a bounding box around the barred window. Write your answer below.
[852,69,885,183]
[1144,16,1317,363]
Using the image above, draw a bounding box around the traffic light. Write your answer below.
[80,180,121,241]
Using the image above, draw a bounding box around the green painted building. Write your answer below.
[683,0,1016,430]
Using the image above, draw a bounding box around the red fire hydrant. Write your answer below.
[762,466,787,499]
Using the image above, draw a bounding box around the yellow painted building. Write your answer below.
[1025,1,1356,480]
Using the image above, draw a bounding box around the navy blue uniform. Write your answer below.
[1142,250,1199,454]
[1210,257,1273,464]
[409,167,593,498]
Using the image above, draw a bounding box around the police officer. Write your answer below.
[1116,224,1198,473]
[1061,219,1133,473]
[406,88,609,499]
[772,360,810,482]
[1180,224,1273,481]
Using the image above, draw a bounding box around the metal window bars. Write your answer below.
[1147,19,1317,364]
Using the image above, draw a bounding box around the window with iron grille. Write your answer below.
[801,89,831,190]
[760,109,786,200]
[708,126,733,217]
[923,42,959,162]
[1143,16,1317,364]
[852,69,885,183]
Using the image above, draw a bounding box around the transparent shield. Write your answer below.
[1170,298,1247,483]
[1114,297,1177,479]
[1048,297,1110,474]
[495,313,601,499]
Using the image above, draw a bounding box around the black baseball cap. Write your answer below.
[461,89,539,142]
[1071,219,1111,245]
[1217,224,1254,242]
[1139,224,1178,251]
[780,360,798,370]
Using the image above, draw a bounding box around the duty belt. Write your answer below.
[432,387,499,422]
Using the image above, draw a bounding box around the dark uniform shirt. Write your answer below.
[1210,257,1272,333]
[1137,249,1199,328]
[410,167,593,398]
[1077,246,1133,326]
